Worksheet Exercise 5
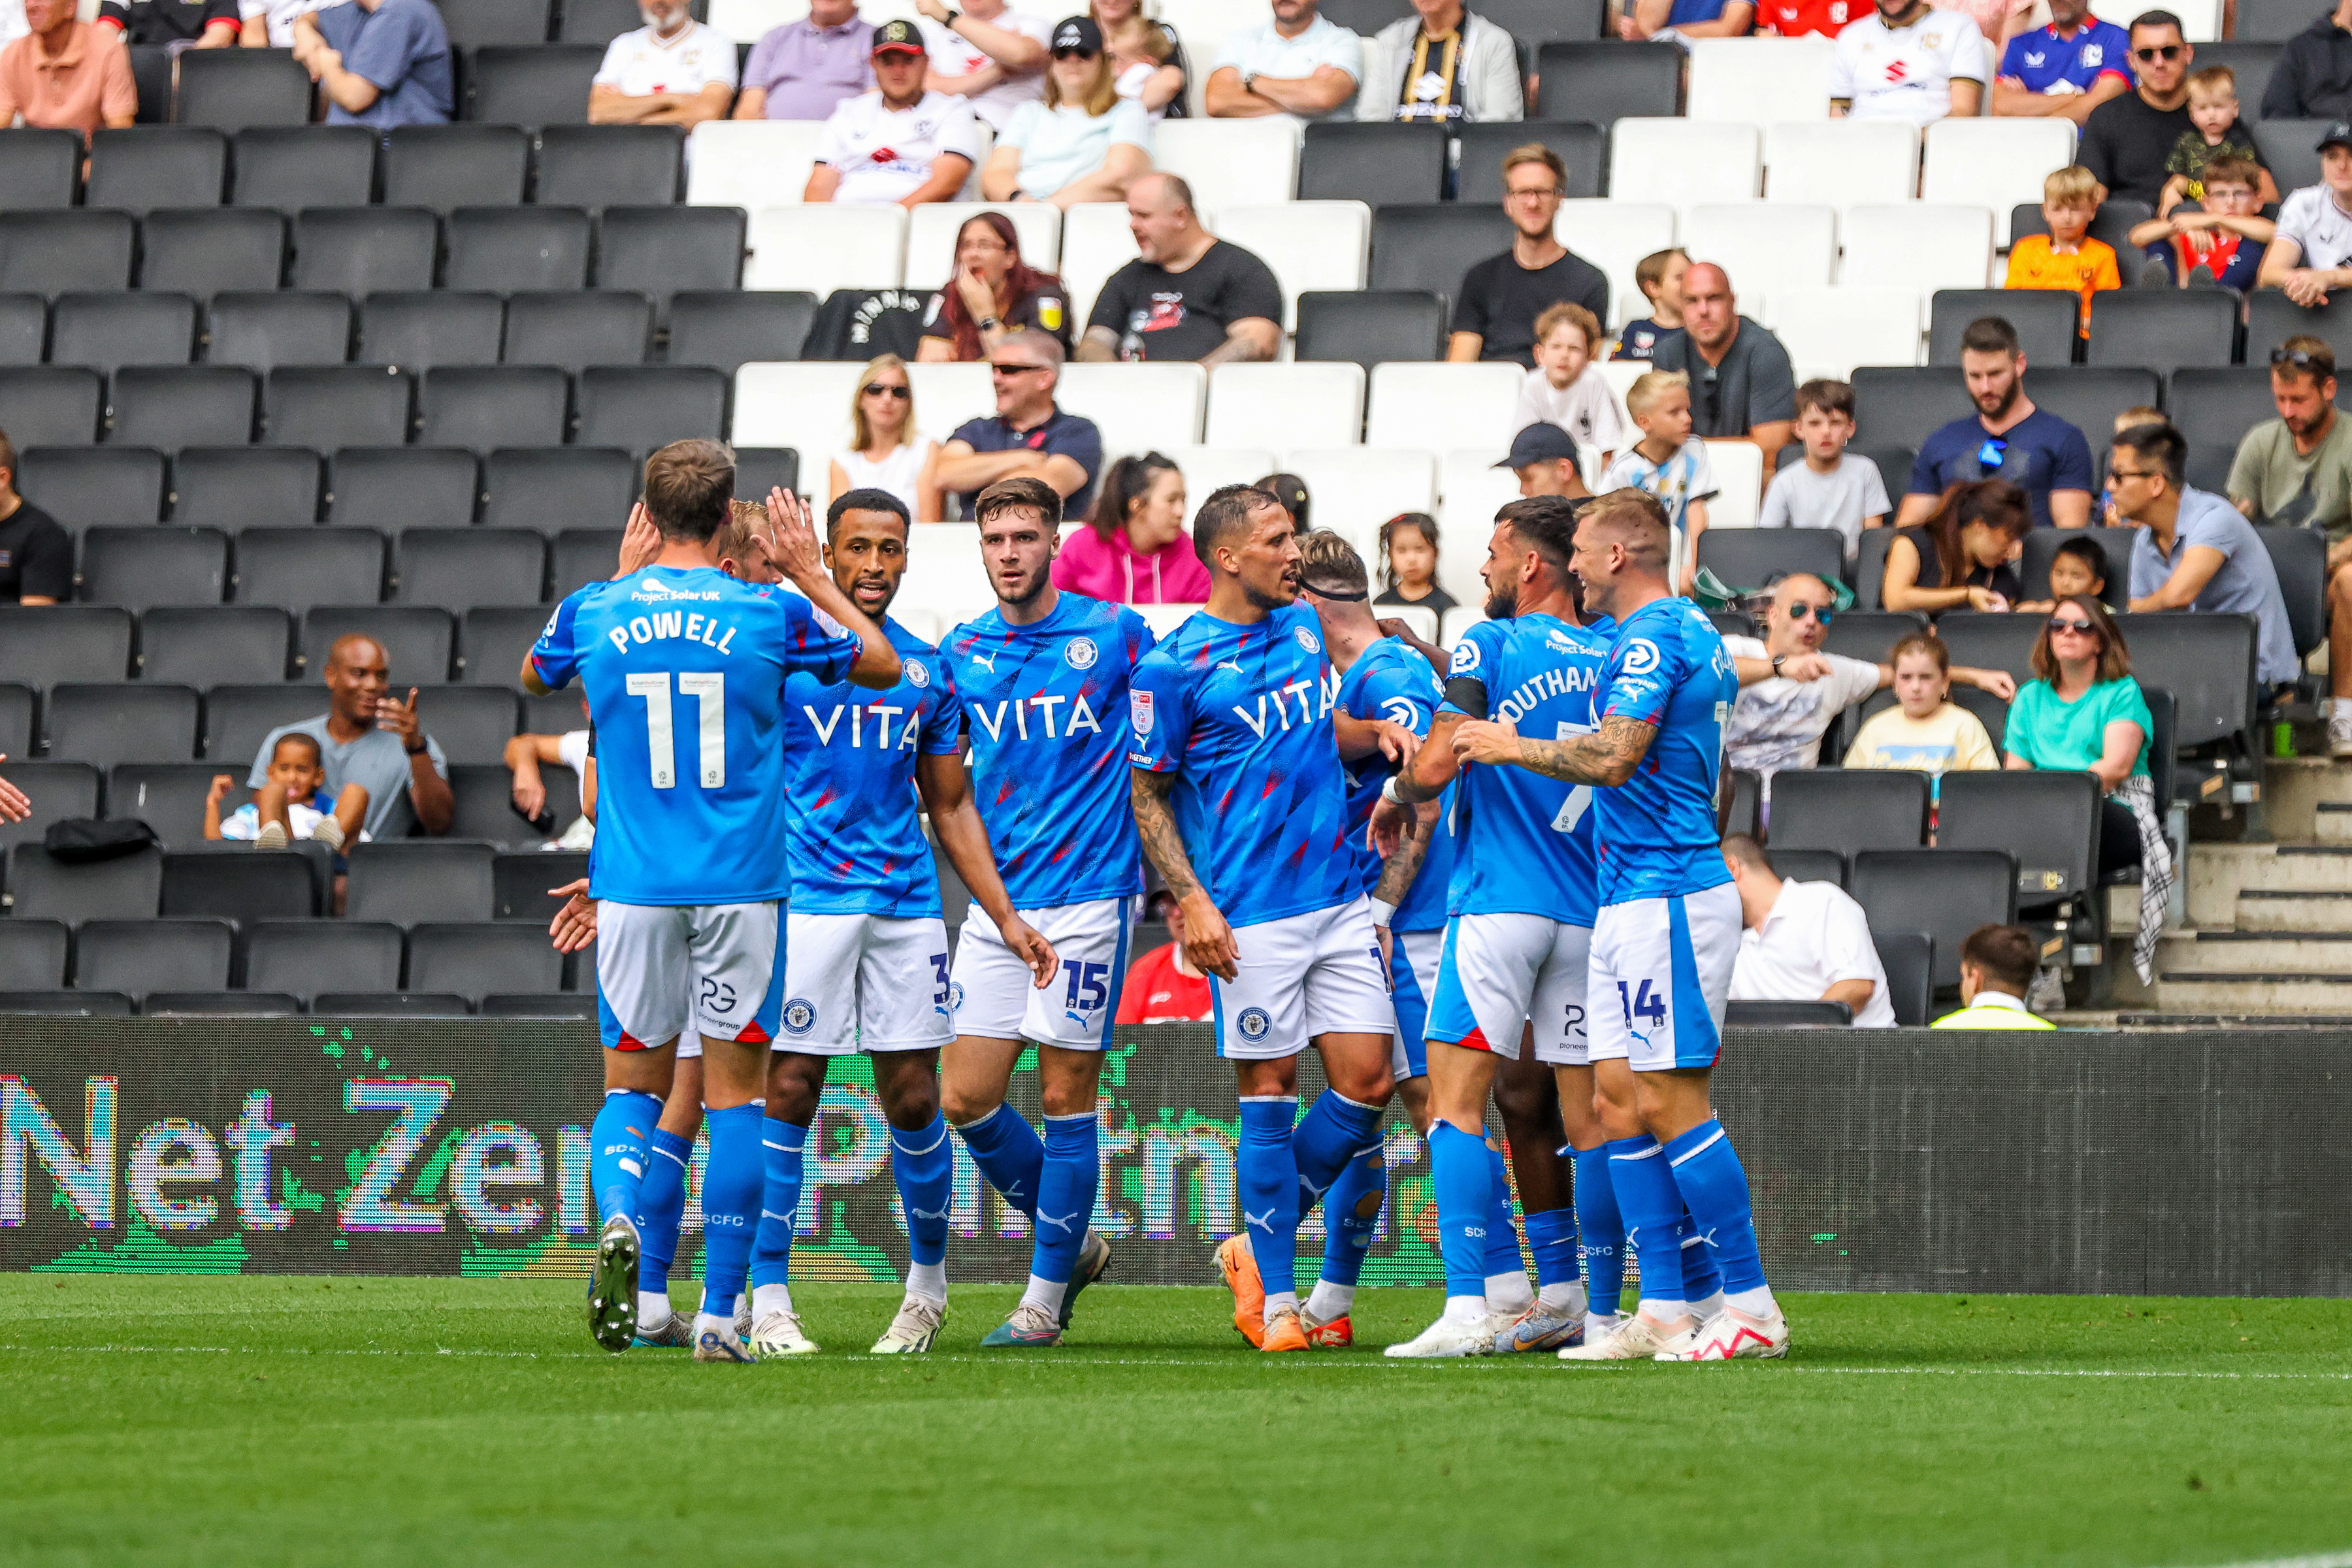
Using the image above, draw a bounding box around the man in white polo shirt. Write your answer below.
[1206,0,1362,123]
[2259,121,2352,306]
[1722,834,1897,1028]
[806,18,984,207]
[1829,0,1989,125]
[915,0,1051,130]
[588,0,738,127]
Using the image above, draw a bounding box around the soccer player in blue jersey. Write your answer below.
[524,442,900,1362]
[1128,484,1420,1353]
[939,477,1156,1348]
[746,487,1058,1360]
[1474,489,1787,1362]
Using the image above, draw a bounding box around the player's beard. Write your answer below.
[996,564,1048,612]
[1241,576,1293,612]
[1482,578,1518,621]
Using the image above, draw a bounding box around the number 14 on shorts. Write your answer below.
[1616,978,1667,1032]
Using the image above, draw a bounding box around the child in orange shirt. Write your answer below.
[2004,165,2121,338]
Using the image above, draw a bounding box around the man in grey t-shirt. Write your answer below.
[2115,425,2300,689]
[250,634,453,841]
[1647,262,1797,469]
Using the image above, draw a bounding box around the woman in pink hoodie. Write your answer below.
[1050,451,1211,604]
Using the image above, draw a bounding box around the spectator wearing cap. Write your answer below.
[1205,0,1362,124]
[2232,338,2352,753]
[2076,10,2192,210]
[1077,172,1282,363]
[0,0,135,143]
[807,20,984,207]
[252,633,452,843]
[1360,0,1522,125]
[937,327,1104,521]
[97,0,236,52]
[2257,122,2352,306]
[1620,0,1756,44]
[2115,420,2300,691]
[0,427,69,606]
[589,0,737,128]
[291,0,453,127]
[1646,262,1795,466]
[735,0,873,121]
[917,0,1052,131]
[1991,0,2130,125]
[2263,0,2352,122]
[1722,834,1896,1027]
[1829,0,1987,123]
[1899,314,2094,531]
[1930,924,2055,1028]
[983,16,1152,209]
[1446,144,1610,369]
[1498,423,1589,500]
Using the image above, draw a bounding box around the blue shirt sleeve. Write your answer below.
[1120,606,1159,666]
[1355,652,1438,736]
[1437,620,1507,719]
[344,1,431,91]
[1599,623,1686,727]
[781,595,862,683]
[2049,418,2096,494]
[918,654,963,755]
[529,592,584,691]
[1126,650,1191,772]
[1908,430,1951,498]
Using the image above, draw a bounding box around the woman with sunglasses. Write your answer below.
[2004,596,2173,981]
[981,15,1152,211]
[828,354,943,521]
[917,211,1073,363]
[1092,0,1186,118]
[1882,478,2033,616]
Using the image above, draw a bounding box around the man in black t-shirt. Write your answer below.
[0,429,70,606]
[1076,171,1283,365]
[97,0,239,49]
[2080,12,2199,211]
[1446,142,1610,370]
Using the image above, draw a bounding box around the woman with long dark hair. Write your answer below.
[1051,450,1208,603]
[915,210,1074,363]
[1881,478,2032,615]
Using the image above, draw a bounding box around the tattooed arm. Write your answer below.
[1370,802,1435,907]
[1452,713,1659,788]
[1131,766,1239,980]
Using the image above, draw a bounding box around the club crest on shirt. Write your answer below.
[1293,626,1320,655]
[905,657,929,688]
[1066,635,1098,670]
[1237,1006,1272,1041]
[1618,637,1662,676]
[1130,690,1153,734]
[781,998,818,1036]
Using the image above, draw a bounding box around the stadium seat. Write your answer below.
[438,0,551,46]
[1217,203,1371,330]
[730,362,857,451]
[0,763,99,858]
[230,126,376,211]
[406,685,519,765]
[446,760,574,843]
[1871,929,1932,1024]
[0,293,42,365]
[2166,367,2276,452]
[384,125,530,211]
[903,202,1062,291]
[1537,204,1669,332]
[291,208,438,295]
[503,291,651,372]
[0,367,104,448]
[2093,0,2219,35]
[1938,768,2100,915]
[1820,608,1927,665]
[1149,118,1301,214]
[0,127,78,210]
[1844,205,1993,294]
[2086,289,2238,380]
[1366,363,1521,450]
[361,291,506,370]
[521,689,588,739]
[50,291,197,374]
[1763,120,1917,212]
[1205,362,1365,449]
[0,210,131,298]
[444,206,593,293]
[1927,287,2079,368]
[395,530,547,610]
[73,918,231,1000]
[346,840,497,924]
[535,124,684,208]
[595,206,745,320]
[2029,367,2164,451]
[1933,610,2042,685]
[496,849,587,918]
[419,365,570,451]
[459,606,556,686]
[1299,122,1446,206]
[2185,442,2234,492]
[1685,35,1833,122]
[1058,363,1205,460]
[1722,998,1852,1026]
[0,605,133,683]
[316,992,476,1015]
[1921,120,2076,247]
[1852,847,2017,988]
[263,366,415,451]
[1769,287,1922,382]
[1285,448,1436,555]
[139,209,287,298]
[246,919,404,1001]
[897,524,1000,625]
[407,921,564,1001]
[5,843,162,923]
[665,291,816,378]
[1768,768,1929,853]
[1367,204,1514,313]
[1683,203,1836,310]
[172,46,312,128]
[106,366,256,451]
[201,685,321,764]
[205,291,353,371]
[1849,366,1975,448]
[44,683,199,768]
[747,204,906,295]
[1533,41,1680,122]
[139,606,293,685]
[2257,525,2327,659]
[86,127,227,212]
[301,605,453,682]
[1696,528,1844,593]
[466,44,602,125]
[480,446,635,533]
[174,446,323,529]
[1457,121,1605,204]
[16,446,163,526]
[0,683,27,759]
[733,447,797,502]
[2247,287,2352,362]
[1710,608,1760,640]
[2126,610,2257,752]
[0,919,68,990]
[2018,525,2135,611]
[573,365,726,457]
[78,525,227,610]
[2011,199,2154,266]
[1611,120,1762,212]
[1057,201,1139,327]
[904,358,1004,439]
[329,448,478,529]
[1293,290,1443,368]
[2235,0,2310,39]
[684,120,826,210]
[551,528,625,597]
[1765,844,1842,889]
[120,769,274,855]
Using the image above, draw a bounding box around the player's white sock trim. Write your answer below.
[1728,1286,1778,1318]
[1585,1310,1622,1339]
[1321,1090,1379,1113]
[1262,1289,1300,1324]
[1236,1094,1299,1105]
[1690,1289,1727,1323]
[752,1282,795,1318]
[1538,1282,1581,1311]
[1305,1281,1354,1320]
[906,1262,947,1304]
[1486,1271,1534,1315]
[1019,1273,1069,1316]
[892,1122,951,1158]
[1639,1296,1688,1323]
[638,1289,670,1322]
[1442,1293,1488,1326]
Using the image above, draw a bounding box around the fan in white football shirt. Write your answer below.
[1829,0,1989,125]
[588,0,739,127]
[915,0,1053,130]
[807,19,986,206]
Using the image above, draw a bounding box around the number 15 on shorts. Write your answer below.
[1063,961,1110,1024]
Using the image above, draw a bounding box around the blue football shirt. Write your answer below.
[529,566,861,906]
[1999,19,2132,96]
[783,615,964,917]
[1334,635,1453,928]
[1592,596,1737,907]
[945,591,1156,910]
[1438,612,1610,926]
[1127,602,1358,928]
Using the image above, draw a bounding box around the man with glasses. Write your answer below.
[1898,315,2094,531]
[2257,123,2352,306]
[1646,263,1795,468]
[1828,0,1987,124]
[2230,336,2352,752]
[936,328,1104,520]
[1446,144,1610,369]
[2078,10,2198,210]
[2115,419,2300,691]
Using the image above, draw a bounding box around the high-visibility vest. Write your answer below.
[1929,1000,2057,1030]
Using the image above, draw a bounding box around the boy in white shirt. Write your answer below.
[1515,301,1621,468]
[1599,368,1714,594]
[1829,0,1988,125]
[206,732,367,851]
[1757,378,1889,555]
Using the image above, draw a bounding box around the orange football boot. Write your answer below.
[1260,1306,1310,1352]
[1216,1234,1265,1348]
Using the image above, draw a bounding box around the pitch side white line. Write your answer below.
[2161,1555,2352,1568]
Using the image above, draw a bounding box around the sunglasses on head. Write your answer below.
[862,382,909,399]
[1786,602,1834,625]
[2050,615,2098,634]
[2132,42,2181,61]
[2272,346,2328,370]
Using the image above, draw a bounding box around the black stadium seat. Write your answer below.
[265,365,415,450]
[1937,769,2100,916]
[1368,205,1516,313]
[73,919,232,999]
[139,208,289,298]
[461,606,559,685]
[495,848,588,920]
[245,919,404,1001]
[345,840,498,924]
[535,124,683,207]
[329,448,479,529]
[2012,199,2151,262]
[2253,120,2327,201]
[444,206,593,292]
[202,685,323,764]
[0,763,99,858]
[482,992,593,1017]
[2166,368,2277,453]
[361,291,507,370]
[206,291,353,371]
[173,47,314,129]
[1933,610,2042,686]
[574,366,725,457]
[420,365,570,450]
[0,211,137,295]
[1722,999,1850,1026]
[438,0,553,47]
[595,206,743,318]
[1767,769,1927,854]
[2258,525,2328,659]
[0,919,69,990]
[301,604,453,681]
[1299,122,1447,205]
[406,921,564,1000]
[552,528,625,596]
[139,606,293,685]
[407,685,518,764]
[2125,610,2259,751]
[1533,41,1680,123]
[0,606,133,684]
[1873,930,1933,1025]
[466,44,603,125]
[665,291,815,374]
[1818,608,1923,665]
[237,527,387,617]
[503,291,651,372]
[231,126,377,211]
[77,525,228,609]
[106,366,257,450]
[117,767,244,845]
[2234,0,2310,41]
[1851,848,2017,989]
[0,368,105,448]
[482,446,638,532]
[51,290,199,374]
[317,992,472,1015]
[522,689,588,736]
[1764,846,1843,887]
[1696,528,1844,593]
[1850,367,1972,448]
[555,0,644,41]
[445,762,574,844]
[0,128,78,210]
[394,529,547,610]
[2247,289,2352,363]
[1295,290,1445,367]
[2018,525,2134,611]
[44,683,199,768]
[291,208,439,296]
[384,126,531,210]
[11,449,148,532]
[2085,289,2237,380]
[5,843,163,924]
[1928,288,2078,368]
[174,446,323,529]
[0,683,28,759]
[86,127,229,213]
[161,841,321,919]
[1456,120,1604,202]
[0,293,44,365]
[732,448,797,503]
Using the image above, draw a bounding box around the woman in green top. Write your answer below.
[2002,595,2172,981]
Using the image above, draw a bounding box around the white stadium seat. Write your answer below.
[1921,119,2076,246]
[899,523,1000,626]
[1593,357,1646,442]
[1703,438,1765,531]
[1132,602,1201,638]
[1151,118,1301,215]
[747,204,906,293]
[2091,0,2219,38]
[1763,120,1918,211]
[1439,604,1486,647]
[906,362,992,442]
[1059,362,1207,459]
[1556,201,1676,327]
[1286,448,1437,558]
[1203,362,1365,451]
[1435,449,1518,605]
[889,603,945,645]
[687,120,825,210]
[1166,446,1277,507]
[1367,363,1522,451]
[1609,120,1762,215]
[1213,202,1369,330]
[732,361,860,453]
[1765,286,1923,380]
[1384,603,1439,644]
[1842,203,1992,292]
[1685,37,1835,124]
[1058,202,1139,336]
[904,202,1062,291]
[1682,203,1837,314]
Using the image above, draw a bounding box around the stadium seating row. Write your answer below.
[0,683,578,770]
[0,604,589,690]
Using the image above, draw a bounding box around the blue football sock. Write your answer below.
[1482,1139,1524,1279]
[892,1113,953,1286]
[698,1104,764,1317]
[634,1126,693,1296]
[1524,1206,1580,1290]
[1572,1144,1625,1316]
[1315,1137,1386,1289]
[1665,1119,1769,1297]
[1292,1091,1382,1216]
[1236,1096,1302,1301]
[1032,1111,1100,1284]
[747,1117,808,1294]
[954,1103,1043,1220]
[1428,1121,1495,1301]
[589,1089,660,1228]
[1680,1211,1725,1303]
[1607,1134,1688,1313]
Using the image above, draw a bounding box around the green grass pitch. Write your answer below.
[3,1277,2349,1568]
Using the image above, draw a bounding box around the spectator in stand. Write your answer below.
[1256,471,1311,530]
[918,211,1073,361]
[2114,421,2300,690]
[0,429,69,606]
[1931,924,2056,1028]
[240,0,328,47]
[1116,898,1213,1022]
[2129,153,2272,291]
[1077,172,1282,363]
[2014,530,2109,614]
[1620,0,1756,44]
[2004,167,2119,337]
[1722,833,1897,1027]
[734,0,872,122]
[1992,0,2129,124]
[252,633,452,842]
[1612,246,1689,363]
[1882,478,2033,614]
[2232,338,2352,751]
[806,21,982,206]
[0,0,135,141]
[1829,0,1987,123]
[2077,11,2193,211]
[1205,0,1361,125]
[829,353,941,521]
[1361,0,1522,124]
[1375,512,1456,613]
[1648,262,1795,466]
[918,0,1051,131]
[588,0,737,129]
[1499,421,1591,501]
[938,327,1102,520]
[1842,631,2001,781]
[1757,0,1857,34]
[2155,68,2276,216]
[1053,451,1209,603]
[1758,379,1888,555]
[98,0,235,52]
[983,16,1152,210]
[291,0,452,127]
[506,728,595,850]
[208,732,366,851]
[2258,122,2352,305]
[2263,0,2352,123]
[1601,371,1710,588]
[1446,144,1610,368]
[1094,0,1185,119]
[1901,316,2094,530]
[1516,302,1621,466]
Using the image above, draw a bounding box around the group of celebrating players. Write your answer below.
[523,436,1787,1364]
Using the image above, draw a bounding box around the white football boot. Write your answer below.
[1385,1309,1504,1359]
[1675,1304,1791,1362]
[748,1307,821,1358]
[870,1294,947,1354]
[1558,1309,1697,1362]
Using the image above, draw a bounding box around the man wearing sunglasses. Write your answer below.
[2115,420,2301,692]
[2078,11,2204,211]
[1646,263,1795,469]
[936,327,1103,521]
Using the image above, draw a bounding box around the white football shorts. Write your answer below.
[777,911,955,1056]
[1586,883,1742,1072]
[595,900,783,1052]
[951,894,1139,1051]
[1426,912,1593,1066]
[1387,926,1445,1081]
[1211,896,1394,1061]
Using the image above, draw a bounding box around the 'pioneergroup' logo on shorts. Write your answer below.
[781,998,817,1037]
[1236,1007,1271,1042]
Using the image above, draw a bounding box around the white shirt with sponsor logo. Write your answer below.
[1829,7,1989,125]
[2276,184,2352,272]
[920,9,1054,129]
[594,19,740,96]
[1730,877,1898,1027]
[815,88,984,203]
